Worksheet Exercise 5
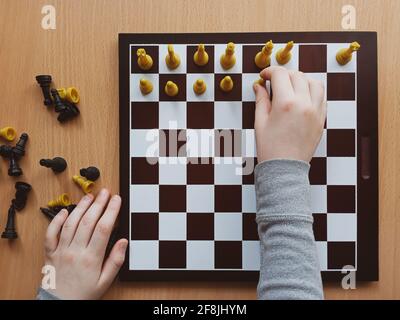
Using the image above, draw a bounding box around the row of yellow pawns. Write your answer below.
[137,41,361,96]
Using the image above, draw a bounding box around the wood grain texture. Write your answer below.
[0,0,398,300]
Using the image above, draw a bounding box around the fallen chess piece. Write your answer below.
[57,87,80,104]
[40,204,76,220]
[51,89,80,123]
[1,204,17,239]
[0,133,28,176]
[13,182,32,211]
[48,193,71,208]
[40,156,67,173]
[35,75,53,107]
[0,126,17,142]
[73,175,94,194]
[80,166,100,181]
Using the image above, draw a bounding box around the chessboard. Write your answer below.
[118,32,378,281]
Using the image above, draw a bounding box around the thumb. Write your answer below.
[253,83,271,125]
[98,239,128,291]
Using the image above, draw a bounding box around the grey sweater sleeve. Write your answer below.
[255,159,323,300]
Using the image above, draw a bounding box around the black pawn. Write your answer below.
[36,75,53,107]
[13,133,29,159]
[14,182,32,211]
[80,166,100,181]
[40,157,67,173]
[8,154,22,177]
[1,204,17,239]
[40,207,57,220]
[0,144,13,158]
[51,89,67,113]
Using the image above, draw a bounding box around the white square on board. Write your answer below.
[130,129,159,157]
[130,185,159,212]
[242,241,260,270]
[242,73,261,102]
[159,213,186,240]
[158,44,187,73]
[214,157,242,185]
[270,43,299,71]
[130,74,159,102]
[327,43,357,73]
[130,241,159,270]
[187,185,214,212]
[242,185,256,213]
[310,185,327,213]
[186,129,215,157]
[327,157,357,185]
[186,73,215,101]
[327,101,357,129]
[327,214,357,241]
[159,157,187,184]
[186,241,214,270]
[315,241,328,271]
[159,101,187,129]
[214,213,242,240]
[214,43,243,73]
[242,129,256,157]
[313,129,327,157]
[214,102,242,129]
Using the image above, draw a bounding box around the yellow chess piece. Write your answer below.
[139,78,153,95]
[336,42,361,65]
[57,87,80,104]
[137,48,153,70]
[193,44,209,66]
[193,79,206,95]
[220,76,233,92]
[73,175,94,194]
[253,78,266,87]
[220,42,236,70]
[48,193,71,208]
[165,44,181,69]
[164,81,179,97]
[0,126,16,141]
[254,40,274,69]
[276,41,294,65]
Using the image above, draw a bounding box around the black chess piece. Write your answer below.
[0,144,13,158]
[8,153,22,176]
[80,166,100,181]
[51,89,68,113]
[35,75,53,107]
[13,133,28,159]
[57,101,80,123]
[13,182,32,211]
[40,207,57,220]
[1,204,17,239]
[66,204,77,213]
[40,157,67,173]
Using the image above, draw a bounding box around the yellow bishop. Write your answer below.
[220,42,236,70]
[137,48,153,70]
[336,42,360,65]
[255,40,274,69]
[165,81,179,97]
[276,41,294,65]
[165,44,180,69]
[220,76,233,92]
[139,78,153,95]
[193,79,206,95]
[194,44,209,66]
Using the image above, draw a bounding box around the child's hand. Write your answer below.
[254,66,326,163]
[42,189,128,299]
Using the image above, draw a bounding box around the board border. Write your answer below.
[118,32,378,282]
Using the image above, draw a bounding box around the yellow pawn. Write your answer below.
[220,42,236,70]
[255,40,274,69]
[48,193,71,208]
[73,175,94,194]
[139,78,153,95]
[193,44,209,66]
[336,42,361,65]
[0,126,16,141]
[220,76,233,92]
[165,44,180,69]
[164,81,179,97]
[254,78,266,87]
[276,41,294,65]
[57,87,80,104]
[193,79,206,95]
[137,48,153,70]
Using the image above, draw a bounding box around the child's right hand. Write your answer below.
[253,66,326,163]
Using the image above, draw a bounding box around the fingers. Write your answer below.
[260,66,294,101]
[97,239,128,291]
[289,71,310,98]
[44,209,69,254]
[87,195,121,258]
[58,194,94,248]
[71,189,111,248]
[309,78,325,107]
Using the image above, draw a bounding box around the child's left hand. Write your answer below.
[41,189,128,299]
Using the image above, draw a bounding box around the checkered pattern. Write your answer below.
[128,42,357,273]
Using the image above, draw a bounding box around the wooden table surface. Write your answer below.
[0,0,398,300]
